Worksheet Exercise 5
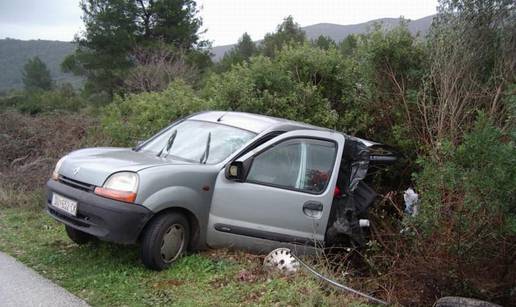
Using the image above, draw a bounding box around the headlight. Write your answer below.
[103,172,139,192]
[94,172,139,203]
[51,156,67,180]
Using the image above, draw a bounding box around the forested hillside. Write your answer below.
[1,15,433,91]
[0,39,83,92]
[211,15,433,60]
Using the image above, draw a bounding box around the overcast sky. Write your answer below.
[0,0,438,46]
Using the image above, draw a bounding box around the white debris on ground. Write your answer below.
[403,188,419,217]
[263,248,300,275]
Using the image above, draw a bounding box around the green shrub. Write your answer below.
[415,114,516,235]
[405,114,516,300]
[0,84,85,114]
[204,44,373,130]
[101,80,211,146]
[351,24,426,147]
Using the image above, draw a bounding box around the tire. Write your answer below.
[434,297,502,307]
[140,212,190,271]
[65,225,95,245]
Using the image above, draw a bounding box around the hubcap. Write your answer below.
[160,224,185,263]
[263,248,299,274]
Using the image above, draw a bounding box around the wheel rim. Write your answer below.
[160,224,185,263]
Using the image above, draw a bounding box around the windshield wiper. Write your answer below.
[199,132,211,164]
[157,129,177,158]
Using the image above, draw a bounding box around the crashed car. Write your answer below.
[46,111,396,270]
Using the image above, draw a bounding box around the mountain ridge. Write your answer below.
[0,15,434,92]
[210,15,434,60]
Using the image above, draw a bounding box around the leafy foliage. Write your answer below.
[394,115,516,302]
[416,114,516,235]
[22,57,53,91]
[0,84,85,114]
[338,34,358,56]
[260,16,306,58]
[312,35,337,50]
[216,33,258,72]
[63,0,207,96]
[205,45,346,129]
[101,80,210,146]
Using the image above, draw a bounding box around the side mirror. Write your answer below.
[225,161,245,181]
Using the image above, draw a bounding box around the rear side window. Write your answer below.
[246,138,336,193]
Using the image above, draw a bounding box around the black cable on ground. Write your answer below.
[290,253,389,306]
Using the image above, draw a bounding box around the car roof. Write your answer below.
[189,111,323,134]
[189,111,380,147]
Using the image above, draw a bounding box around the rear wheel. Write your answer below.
[65,225,95,244]
[140,212,190,270]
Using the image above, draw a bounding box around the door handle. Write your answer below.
[303,201,323,211]
[303,201,323,219]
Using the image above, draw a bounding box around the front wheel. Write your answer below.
[140,212,190,270]
[65,225,95,244]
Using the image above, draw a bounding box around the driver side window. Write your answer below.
[246,138,336,194]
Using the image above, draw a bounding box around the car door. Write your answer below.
[207,130,345,252]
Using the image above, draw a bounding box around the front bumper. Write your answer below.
[46,179,153,244]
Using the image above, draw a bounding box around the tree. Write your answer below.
[204,44,368,130]
[124,43,197,93]
[234,33,258,60]
[63,0,206,97]
[312,35,336,50]
[260,16,306,57]
[417,0,516,146]
[339,34,358,56]
[217,33,258,71]
[22,57,53,91]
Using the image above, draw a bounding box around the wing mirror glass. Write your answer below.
[225,161,245,181]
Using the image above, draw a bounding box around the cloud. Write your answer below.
[0,0,82,27]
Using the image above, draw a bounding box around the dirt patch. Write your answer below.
[152,279,184,288]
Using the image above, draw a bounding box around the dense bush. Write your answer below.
[375,115,516,304]
[415,114,516,236]
[101,80,211,146]
[0,84,85,114]
[204,45,360,131]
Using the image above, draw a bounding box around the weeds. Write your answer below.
[0,186,44,210]
[0,110,97,189]
[0,207,370,306]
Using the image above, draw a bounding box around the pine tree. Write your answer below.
[22,57,52,91]
[62,0,206,97]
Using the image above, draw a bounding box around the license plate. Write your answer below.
[51,193,78,216]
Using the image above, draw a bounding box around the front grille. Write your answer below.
[58,176,95,192]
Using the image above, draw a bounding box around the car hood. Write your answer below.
[59,147,192,187]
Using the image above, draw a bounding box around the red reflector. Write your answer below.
[334,186,341,197]
[94,187,136,203]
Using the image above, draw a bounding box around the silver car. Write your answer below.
[46,111,396,270]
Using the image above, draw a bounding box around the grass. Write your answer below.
[0,204,371,306]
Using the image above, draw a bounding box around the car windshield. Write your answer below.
[139,120,256,164]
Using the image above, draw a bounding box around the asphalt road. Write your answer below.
[0,252,89,307]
